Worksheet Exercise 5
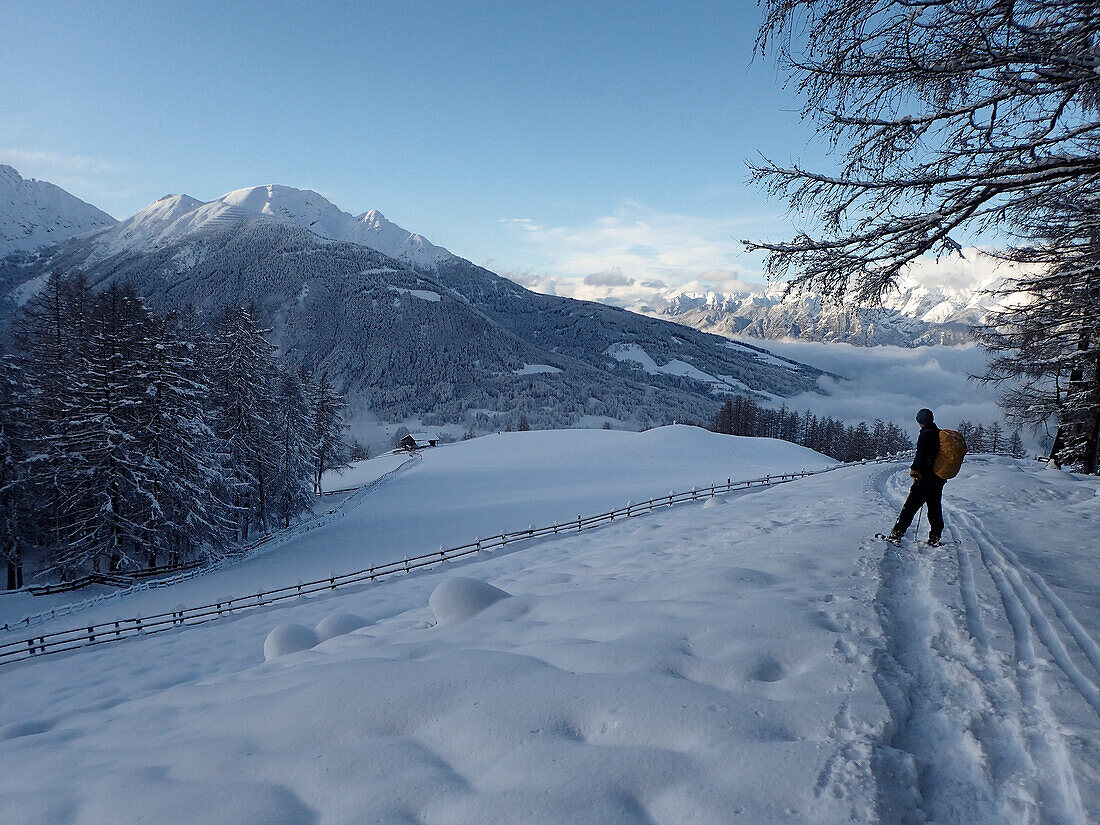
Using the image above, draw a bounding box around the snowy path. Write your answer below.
[870,464,1097,824]
[2,446,1097,824]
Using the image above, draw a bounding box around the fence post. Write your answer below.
[578,515,582,532]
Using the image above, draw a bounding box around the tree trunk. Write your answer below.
[6,556,22,590]
[1084,360,1100,475]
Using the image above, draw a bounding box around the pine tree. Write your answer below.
[271,369,316,528]
[713,399,734,435]
[14,273,93,576]
[871,420,888,458]
[209,305,280,540]
[61,284,160,572]
[1008,429,1026,460]
[310,370,349,494]
[987,422,1003,454]
[971,424,988,455]
[142,310,233,565]
[0,348,30,589]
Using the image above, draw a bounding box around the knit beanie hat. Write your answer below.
[916,408,935,427]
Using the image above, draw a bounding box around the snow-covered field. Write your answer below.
[2,429,1098,824]
[0,427,832,636]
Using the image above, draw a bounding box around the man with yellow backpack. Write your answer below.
[883,408,967,547]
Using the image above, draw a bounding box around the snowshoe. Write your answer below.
[875,532,903,545]
[926,536,943,548]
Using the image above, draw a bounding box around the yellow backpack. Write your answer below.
[933,429,968,480]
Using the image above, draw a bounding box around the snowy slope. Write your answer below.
[0,165,116,259]
[0,426,834,632]
[2,436,1097,824]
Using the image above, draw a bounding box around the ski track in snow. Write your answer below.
[870,467,1093,824]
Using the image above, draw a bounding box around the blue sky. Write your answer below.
[2,1,833,289]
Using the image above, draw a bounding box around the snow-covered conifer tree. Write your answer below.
[1008,429,1027,460]
[271,369,316,528]
[209,305,280,539]
[141,310,233,565]
[60,283,160,572]
[0,348,30,589]
[309,370,349,494]
[14,274,95,576]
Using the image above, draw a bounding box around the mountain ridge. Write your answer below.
[0,164,117,259]
[632,274,1000,347]
[0,178,831,430]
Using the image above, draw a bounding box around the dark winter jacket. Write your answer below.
[912,423,941,478]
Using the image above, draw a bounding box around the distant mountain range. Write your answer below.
[633,277,998,347]
[0,171,831,430]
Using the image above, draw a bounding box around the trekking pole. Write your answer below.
[916,505,923,535]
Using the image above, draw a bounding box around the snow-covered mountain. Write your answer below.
[0,165,116,258]
[0,182,831,429]
[91,184,451,269]
[636,274,1000,347]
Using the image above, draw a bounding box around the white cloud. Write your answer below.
[501,201,765,289]
[498,217,543,232]
[583,268,634,287]
[753,340,1048,450]
[900,250,1023,293]
[500,200,1034,305]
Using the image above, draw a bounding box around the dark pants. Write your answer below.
[894,476,945,538]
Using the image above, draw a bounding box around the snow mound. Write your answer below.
[314,613,369,642]
[702,495,725,509]
[429,577,510,625]
[263,624,319,660]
